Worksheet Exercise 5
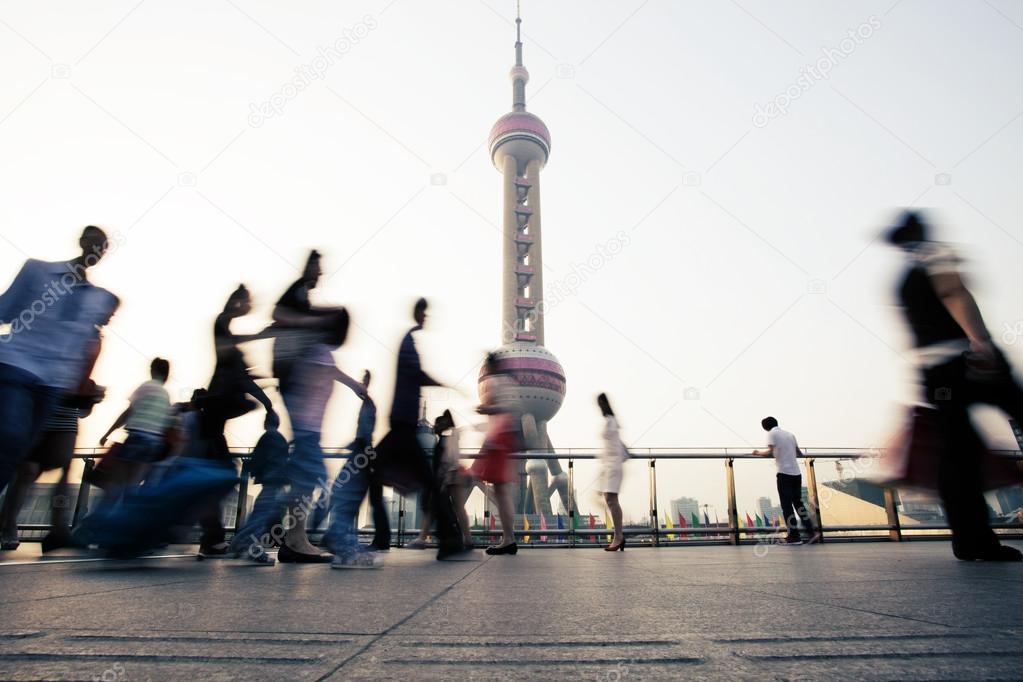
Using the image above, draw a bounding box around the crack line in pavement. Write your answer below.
[745,588,954,629]
[0,577,207,606]
[313,557,492,680]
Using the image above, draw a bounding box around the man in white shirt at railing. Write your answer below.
[752,416,821,546]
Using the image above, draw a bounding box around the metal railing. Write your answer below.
[13,447,1023,546]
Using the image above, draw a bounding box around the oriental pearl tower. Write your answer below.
[479,7,573,520]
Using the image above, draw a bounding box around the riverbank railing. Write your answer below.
[12,447,1023,547]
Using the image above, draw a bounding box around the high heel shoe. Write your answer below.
[604,537,626,552]
[485,542,518,556]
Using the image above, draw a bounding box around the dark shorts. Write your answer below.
[25,430,78,471]
[115,432,165,464]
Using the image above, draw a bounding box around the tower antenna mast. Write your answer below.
[514,0,523,69]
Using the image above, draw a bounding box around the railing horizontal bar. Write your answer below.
[64,450,1023,461]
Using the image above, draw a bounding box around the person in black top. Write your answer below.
[369,298,466,559]
[197,284,278,557]
[888,211,1023,561]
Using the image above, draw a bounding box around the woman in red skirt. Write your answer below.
[471,354,523,556]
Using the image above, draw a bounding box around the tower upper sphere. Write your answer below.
[488,111,551,169]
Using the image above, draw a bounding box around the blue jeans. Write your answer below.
[0,363,58,494]
[231,429,327,552]
[323,452,373,554]
[310,437,386,533]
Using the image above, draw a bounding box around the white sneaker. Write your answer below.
[331,550,383,569]
[405,538,429,549]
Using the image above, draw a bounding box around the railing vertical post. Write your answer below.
[805,457,824,540]
[725,458,739,545]
[567,458,576,548]
[72,458,94,528]
[649,458,659,547]
[397,493,406,547]
[884,487,903,542]
[234,461,250,531]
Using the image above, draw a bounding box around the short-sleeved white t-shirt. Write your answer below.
[767,426,801,476]
[126,380,171,435]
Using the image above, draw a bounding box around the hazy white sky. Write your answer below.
[2,0,1021,519]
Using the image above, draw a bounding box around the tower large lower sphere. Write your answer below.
[478,344,565,423]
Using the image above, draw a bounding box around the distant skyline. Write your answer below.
[1,1,1022,521]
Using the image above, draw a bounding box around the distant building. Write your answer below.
[670,497,700,524]
[822,479,944,524]
[897,490,947,523]
[756,496,782,524]
[827,479,886,508]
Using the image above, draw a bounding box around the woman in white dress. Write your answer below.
[597,393,627,551]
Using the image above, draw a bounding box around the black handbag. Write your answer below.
[248,428,289,485]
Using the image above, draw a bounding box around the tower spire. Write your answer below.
[511,0,528,111]
[516,0,522,61]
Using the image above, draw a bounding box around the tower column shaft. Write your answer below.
[525,158,544,345]
[501,154,519,343]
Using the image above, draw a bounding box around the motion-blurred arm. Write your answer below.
[100,405,132,446]
[272,305,333,329]
[931,271,993,350]
[333,367,368,399]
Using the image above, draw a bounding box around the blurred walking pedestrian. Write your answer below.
[96,358,175,498]
[325,298,466,566]
[472,352,529,556]
[0,226,118,494]
[309,370,386,548]
[434,410,474,548]
[196,285,279,558]
[886,210,1023,561]
[230,311,365,565]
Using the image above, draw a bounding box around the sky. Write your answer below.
[1,0,1022,521]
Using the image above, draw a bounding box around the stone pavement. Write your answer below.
[1,541,1022,680]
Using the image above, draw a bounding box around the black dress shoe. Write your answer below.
[955,544,1022,562]
[41,528,72,553]
[197,543,232,559]
[484,542,518,556]
[278,544,333,563]
[368,541,391,552]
